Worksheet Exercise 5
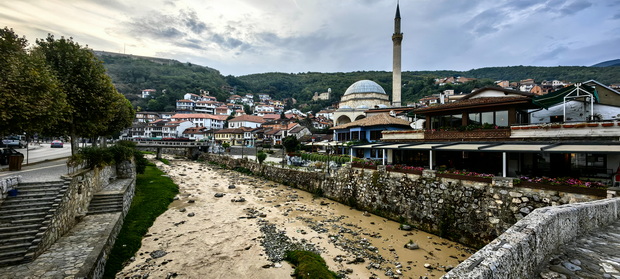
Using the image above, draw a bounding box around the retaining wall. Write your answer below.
[202,154,604,248]
[443,198,620,278]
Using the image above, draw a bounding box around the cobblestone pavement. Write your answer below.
[537,219,620,278]
[0,212,120,279]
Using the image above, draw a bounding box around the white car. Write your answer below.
[2,136,27,148]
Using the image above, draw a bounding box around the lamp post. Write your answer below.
[327,142,331,175]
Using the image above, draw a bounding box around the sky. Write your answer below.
[2,0,619,76]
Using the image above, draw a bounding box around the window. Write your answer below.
[496,111,508,127]
[481,112,494,125]
[370,149,383,158]
[370,130,382,141]
[468,113,481,126]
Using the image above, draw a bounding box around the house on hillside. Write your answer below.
[182,126,212,141]
[176,100,195,112]
[162,120,194,138]
[228,115,265,129]
[171,113,226,130]
[141,89,156,99]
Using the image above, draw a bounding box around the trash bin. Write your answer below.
[8,153,24,171]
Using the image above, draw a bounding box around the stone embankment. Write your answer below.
[201,154,603,249]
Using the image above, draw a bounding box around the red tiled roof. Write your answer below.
[172,113,222,120]
[230,115,265,123]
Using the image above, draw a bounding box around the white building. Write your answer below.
[228,115,266,129]
[172,113,227,130]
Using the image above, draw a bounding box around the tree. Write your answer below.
[34,35,130,153]
[0,28,68,137]
[282,135,299,153]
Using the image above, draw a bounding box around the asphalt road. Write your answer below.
[0,143,72,182]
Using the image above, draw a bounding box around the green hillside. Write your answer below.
[95,52,620,113]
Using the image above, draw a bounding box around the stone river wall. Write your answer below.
[201,154,605,248]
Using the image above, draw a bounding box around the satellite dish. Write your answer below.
[389,110,396,117]
[410,122,417,129]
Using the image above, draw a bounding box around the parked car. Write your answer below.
[1,136,27,148]
[50,140,64,148]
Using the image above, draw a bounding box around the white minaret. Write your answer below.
[392,2,403,107]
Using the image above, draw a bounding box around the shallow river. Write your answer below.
[116,159,474,279]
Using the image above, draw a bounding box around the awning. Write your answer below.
[543,144,620,153]
[352,143,388,149]
[308,141,340,146]
[480,143,550,152]
[352,141,620,153]
[434,143,494,151]
[400,143,449,150]
[380,143,412,149]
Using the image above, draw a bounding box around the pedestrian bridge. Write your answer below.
[134,141,208,159]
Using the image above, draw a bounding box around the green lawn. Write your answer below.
[102,164,179,278]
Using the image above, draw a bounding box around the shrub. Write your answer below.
[257,151,267,164]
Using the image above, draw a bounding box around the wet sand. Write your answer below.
[116,158,473,278]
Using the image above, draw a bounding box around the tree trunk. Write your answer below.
[70,133,78,155]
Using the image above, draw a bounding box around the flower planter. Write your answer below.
[436,173,492,183]
[387,168,423,175]
[549,125,561,128]
[587,123,599,127]
[562,124,575,128]
[511,127,521,130]
[573,123,587,128]
[602,123,615,127]
[516,181,606,197]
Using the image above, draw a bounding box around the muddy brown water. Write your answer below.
[116,159,474,279]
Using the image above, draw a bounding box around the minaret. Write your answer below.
[392,2,403,107]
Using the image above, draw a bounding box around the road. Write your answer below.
[0,143,73,182]
[19,143,73,165]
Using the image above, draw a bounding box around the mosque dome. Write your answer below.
[344,80,386,95]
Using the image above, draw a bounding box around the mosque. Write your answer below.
[333,3,404,127]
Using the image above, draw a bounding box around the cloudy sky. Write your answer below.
[2,0,619,76]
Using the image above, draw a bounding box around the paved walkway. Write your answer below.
[0,212,121,279]
[537,220,620,278]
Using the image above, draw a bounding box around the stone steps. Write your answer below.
[0,181,65,267]
[88,193,124,215]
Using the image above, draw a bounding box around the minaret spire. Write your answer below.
[392,1,403,107]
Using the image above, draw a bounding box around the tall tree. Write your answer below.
[0,28,68,137]
[34,35,128,153]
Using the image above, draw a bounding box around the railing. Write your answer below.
[135,141,207,147]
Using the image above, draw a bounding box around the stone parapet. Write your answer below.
[443,198,620,278]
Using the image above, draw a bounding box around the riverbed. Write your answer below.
[116,158,474,278]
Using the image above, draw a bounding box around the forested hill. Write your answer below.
[95,52,620,112]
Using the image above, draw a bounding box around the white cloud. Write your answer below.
[1,0,618,75]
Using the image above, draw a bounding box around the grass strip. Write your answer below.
[285,250,339,279]
[158,158,170,165]
[102,163,179,278]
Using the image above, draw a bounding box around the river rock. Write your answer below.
[405,242,419,250]
[214,193,225,198]
[150,250,167,259]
